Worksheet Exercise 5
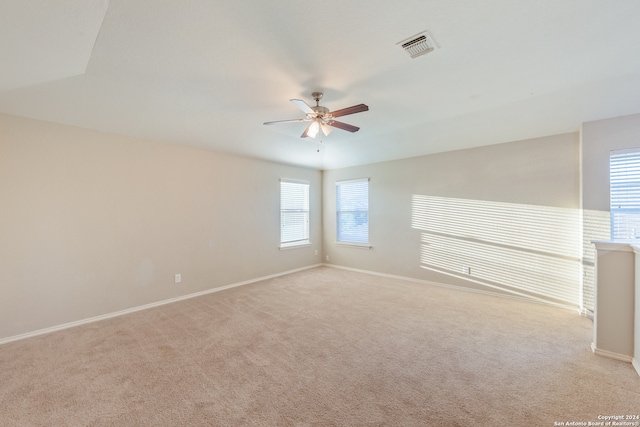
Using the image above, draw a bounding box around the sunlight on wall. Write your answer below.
[581,209,611,313]
[411,195,582,305]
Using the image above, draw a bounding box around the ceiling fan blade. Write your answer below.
[263,118,309,125]
[329,120,360,133]
[330,103,369,118]
[290,99,315,115]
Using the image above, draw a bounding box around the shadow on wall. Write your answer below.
[411,195,597,307]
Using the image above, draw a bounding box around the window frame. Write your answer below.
[279,179,311,249]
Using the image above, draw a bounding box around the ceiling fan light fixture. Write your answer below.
[308,120,320,138]
[320,122,332,136]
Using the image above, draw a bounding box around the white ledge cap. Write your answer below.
[592,240,639,252]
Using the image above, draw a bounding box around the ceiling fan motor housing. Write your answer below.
[311,105,330,118]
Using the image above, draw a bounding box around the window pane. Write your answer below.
[336,179,369,244]
[281,180,309,246]
[281,211,309,243]
[610,149,640,240]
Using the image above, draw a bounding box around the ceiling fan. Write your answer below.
[263,92,369,138]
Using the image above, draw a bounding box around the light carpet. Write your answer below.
[1,266,638,426]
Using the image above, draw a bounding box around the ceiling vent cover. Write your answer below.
[398,31,437,59]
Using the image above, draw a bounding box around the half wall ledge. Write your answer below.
[591,240,640,376]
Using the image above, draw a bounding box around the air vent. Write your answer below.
[398,31,437,59]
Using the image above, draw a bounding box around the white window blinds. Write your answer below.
[610,148,640,240]
[280,180,310,247]
[336,178,369,244]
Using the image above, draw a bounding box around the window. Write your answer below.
[280,179,310,247]
[610,148,640,240]
[336,178,369,244]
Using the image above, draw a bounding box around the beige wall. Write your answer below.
[0,113,322,340]
[5,110,639,342]
[591,243,635,360]
[580,112,640,312]
[582,113,640,212]
[323,133,583,306]
[636,247,640,375]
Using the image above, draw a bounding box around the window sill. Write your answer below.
[279,242,311,250]
[335,242,372,249]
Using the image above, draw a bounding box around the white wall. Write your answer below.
[0,113,322,340]
[323,133,583,307]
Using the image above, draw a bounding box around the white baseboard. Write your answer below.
[323,263,581,312]
[633,358,640,377]
[590,342,634,363]
[0,264,322,346]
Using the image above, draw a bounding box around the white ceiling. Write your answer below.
[2,0,640,170]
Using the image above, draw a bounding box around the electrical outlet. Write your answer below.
[315,249,318,255]
[175,273,182,283]
[326,255,330,261]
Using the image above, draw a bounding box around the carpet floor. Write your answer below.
[1,266,639,426]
